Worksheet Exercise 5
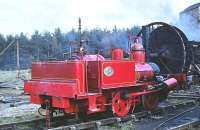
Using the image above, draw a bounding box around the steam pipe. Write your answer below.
[148,78,178,91]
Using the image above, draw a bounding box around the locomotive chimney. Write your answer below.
[131,39,145,63]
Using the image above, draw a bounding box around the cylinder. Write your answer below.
[111,48,124,60]
[135,63,160,81]
[163,78,177,90]
[135,63,154,81]
[131,42,145,63]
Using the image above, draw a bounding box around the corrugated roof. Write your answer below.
[181,3,200,13]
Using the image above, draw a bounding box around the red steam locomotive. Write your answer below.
[24,39,178,119]
[24,21,190,128]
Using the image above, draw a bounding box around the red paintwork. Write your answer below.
[30,94,44,104]
[52,97,70,108]
[88,95,106,113]
[86,60,136,90]
[24,40,183,118]
[135,63,154,81]
[131,42,145,63]
[64,101,77,113]
[25,80,78,98]
[112,91,131,117]
[31,61,86,96]
[100,60,135,89]
[111,48,124,60]
[24,61,88,113]
[131,42,154,81]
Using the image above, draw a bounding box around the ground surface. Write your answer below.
[0,70,41,124]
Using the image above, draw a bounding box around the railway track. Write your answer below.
[0,100,197,130]
[49,100,196,130]
[153,106,200,130]
[168,93,200,101]
[0,118,44,130]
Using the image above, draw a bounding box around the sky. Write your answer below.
[0,0,199,35]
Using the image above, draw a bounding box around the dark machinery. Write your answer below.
[137,22,193,74]
[137,22,200,86]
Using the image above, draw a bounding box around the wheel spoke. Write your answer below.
[112,91,131,117]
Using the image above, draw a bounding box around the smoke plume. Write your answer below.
[176,10,200,41]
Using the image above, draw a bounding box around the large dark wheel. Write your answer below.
[148,26,186,74]
[138,22,191,74]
